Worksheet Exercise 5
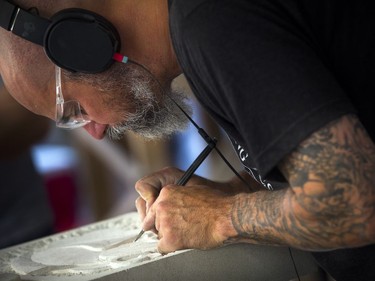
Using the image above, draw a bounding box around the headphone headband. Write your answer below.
[0,0,127,73]
[0,0,50,44]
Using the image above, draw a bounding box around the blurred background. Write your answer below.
[0,75,242,249]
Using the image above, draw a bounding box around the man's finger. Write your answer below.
[142,202,157,231]
[135,197,146,221]
[157,237,178,255]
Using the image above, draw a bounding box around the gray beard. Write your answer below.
[107,86,192,140]
[64,62,192,140]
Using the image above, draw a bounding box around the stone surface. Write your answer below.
[0,212,322,281]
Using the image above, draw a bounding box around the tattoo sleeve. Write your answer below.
[231,115,375,250]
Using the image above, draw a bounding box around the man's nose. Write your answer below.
[83,122,107,140]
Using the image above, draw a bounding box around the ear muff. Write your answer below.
[44,8,121,73]
[0,1,126,73]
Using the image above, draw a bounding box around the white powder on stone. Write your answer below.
[0,212,177,281]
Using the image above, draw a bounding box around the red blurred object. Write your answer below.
[43,170,78,232]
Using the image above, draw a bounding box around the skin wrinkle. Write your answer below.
[230,115,375,250]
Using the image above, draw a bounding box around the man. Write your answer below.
[0,0,374,280]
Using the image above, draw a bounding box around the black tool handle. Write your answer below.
[177,139,217,186]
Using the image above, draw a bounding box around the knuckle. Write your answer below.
[160,184,174,194]
[156,201,169,213]
[134,179,146,193]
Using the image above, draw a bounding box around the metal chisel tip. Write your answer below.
[133,229,145,242]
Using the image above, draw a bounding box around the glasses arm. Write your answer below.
[55,66,64,105]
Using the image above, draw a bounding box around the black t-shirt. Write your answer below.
[168,0,374,280]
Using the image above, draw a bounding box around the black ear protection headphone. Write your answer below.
[0,0,128,73]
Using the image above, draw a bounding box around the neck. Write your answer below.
[107,0,181,82]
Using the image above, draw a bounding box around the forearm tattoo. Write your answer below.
[231,115,375,250]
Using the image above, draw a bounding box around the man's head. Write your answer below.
[0,0,188,140]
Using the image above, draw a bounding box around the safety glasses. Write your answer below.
[55,66,91,129]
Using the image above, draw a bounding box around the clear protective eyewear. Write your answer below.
[55,66,91,129]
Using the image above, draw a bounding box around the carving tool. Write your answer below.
[133,137,217,242]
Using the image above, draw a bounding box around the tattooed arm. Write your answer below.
[231,114,375,250]
[136,114,374,253]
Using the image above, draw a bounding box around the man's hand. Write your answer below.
[135,167,185,225]
[135,167,241,253]
[148,184,237,254]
